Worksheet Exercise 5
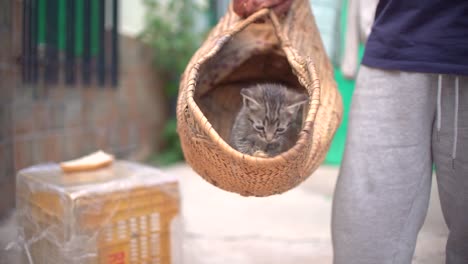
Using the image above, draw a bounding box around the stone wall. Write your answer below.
[0,0,167,220]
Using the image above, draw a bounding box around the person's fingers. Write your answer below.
[270,0,293,17]
[233,0,293,18]
[232,0,254,17]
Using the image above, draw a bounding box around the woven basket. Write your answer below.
[176,0,343,197]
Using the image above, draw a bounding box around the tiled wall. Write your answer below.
[0,0,167,220]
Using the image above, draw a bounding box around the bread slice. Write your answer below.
[60,150,114,173]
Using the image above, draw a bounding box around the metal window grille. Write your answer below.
[21,0,119,88]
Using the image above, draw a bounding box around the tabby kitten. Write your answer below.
[230,83,308,157]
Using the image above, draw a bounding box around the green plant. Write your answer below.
[141,0,208,165]
[141,0,207,96]
[147,118,183,166]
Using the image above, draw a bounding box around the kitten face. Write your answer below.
[240,84,308,144]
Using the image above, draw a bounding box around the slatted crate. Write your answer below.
[16,161,181,264]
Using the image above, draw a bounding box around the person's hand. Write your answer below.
[233,0,293,18]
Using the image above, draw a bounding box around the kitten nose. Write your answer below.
[266,133,274,142]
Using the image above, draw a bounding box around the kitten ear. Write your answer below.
[241,88,260,110]
[286,93,308,115]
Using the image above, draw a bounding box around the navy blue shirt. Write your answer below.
[362,0,468,75]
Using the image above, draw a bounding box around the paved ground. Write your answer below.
[164,164,449,264]
[0,164,449,263]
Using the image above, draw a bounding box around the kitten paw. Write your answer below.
[253,150,269,158]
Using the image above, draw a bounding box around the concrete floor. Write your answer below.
[0,164,449,263]
[164,164,449,264]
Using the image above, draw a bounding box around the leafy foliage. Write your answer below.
[141,0,207,96]
[141,0,209,165]
[147,118,183,166]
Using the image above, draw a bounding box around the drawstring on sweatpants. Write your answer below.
[437,75,442,141]
[453,77,459,169]
[436,74,459,170]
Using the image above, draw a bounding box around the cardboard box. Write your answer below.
[16,161,181,264]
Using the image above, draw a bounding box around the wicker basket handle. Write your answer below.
[230,7,270,34]
[231,7,290,50]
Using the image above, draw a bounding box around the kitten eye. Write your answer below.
[276,127,286,133]
[254,125,264,131]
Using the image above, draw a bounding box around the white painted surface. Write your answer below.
[119,0,210,38]
[120,0,146,37]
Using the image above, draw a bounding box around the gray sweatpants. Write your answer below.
[332,66,468,264]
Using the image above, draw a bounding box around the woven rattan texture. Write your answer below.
[177,0,343,197]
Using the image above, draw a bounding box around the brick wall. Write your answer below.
[0,0,19,221]
[0,1,167,220]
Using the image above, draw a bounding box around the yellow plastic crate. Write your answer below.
[16,161,181,264]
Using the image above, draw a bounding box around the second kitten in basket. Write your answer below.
[230,83,308,157]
